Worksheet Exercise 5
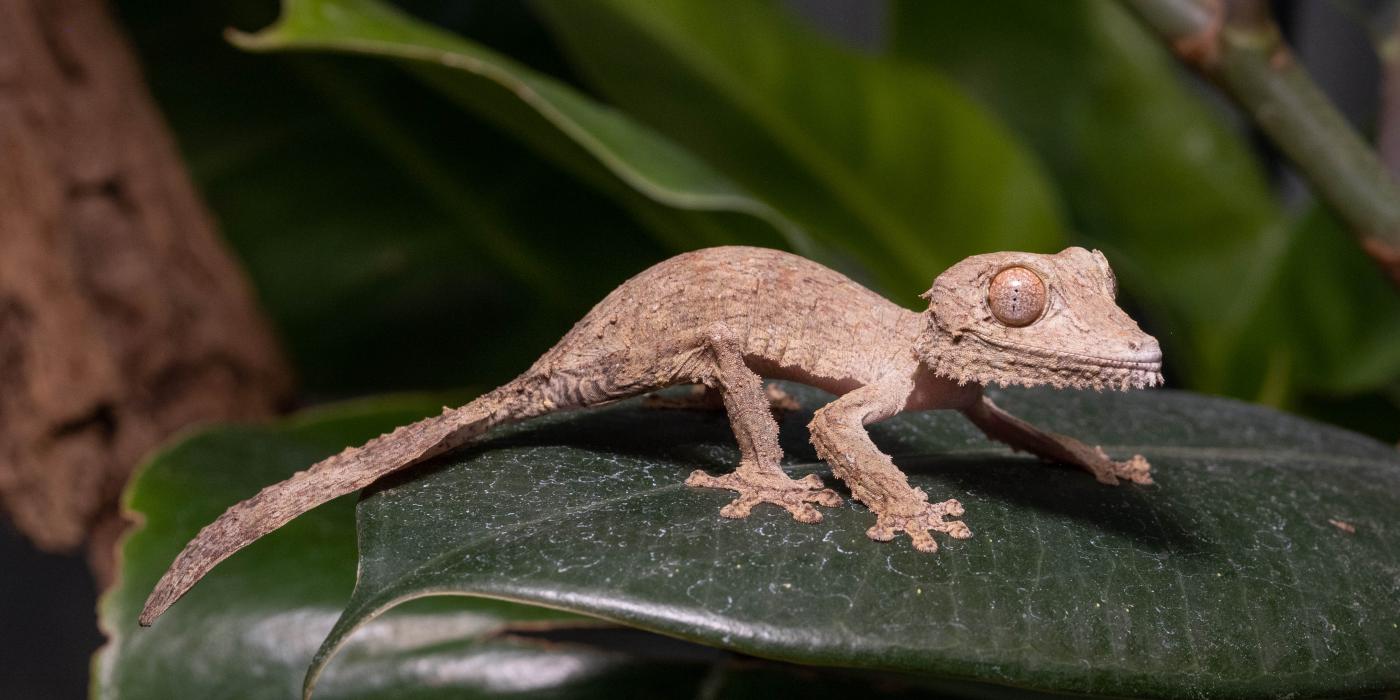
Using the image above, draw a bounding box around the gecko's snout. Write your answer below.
[1134,337,1162,365]
[1095,332,1163,390]
[1107,335,1161,366]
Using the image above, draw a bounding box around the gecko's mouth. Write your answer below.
[929,332,1164,391]
[974,334,1162,372]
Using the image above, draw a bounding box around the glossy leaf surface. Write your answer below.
[94,396,594,699]
[316,384,1400,699]
[95,394,1017,699]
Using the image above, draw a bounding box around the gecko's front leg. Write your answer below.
[963,396,1152,485]
[681,325,842,523]
[808,375,971,552]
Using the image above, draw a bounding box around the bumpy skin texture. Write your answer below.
[141,246,1162,625]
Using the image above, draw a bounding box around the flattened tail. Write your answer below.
[139,393,517,627]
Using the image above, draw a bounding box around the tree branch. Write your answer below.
[1123,0,1400,286]
[0,0,292,583]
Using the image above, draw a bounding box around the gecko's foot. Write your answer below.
[686,467,842,524]
[1086,447,1153,486]
[867,496,972,553]
[645,384,800,415]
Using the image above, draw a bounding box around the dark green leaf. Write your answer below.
[531,0,1067,295]
[95,396,590,699]
[94,395,1050,699]
[231,0,816,259]
[321,384,1400,699]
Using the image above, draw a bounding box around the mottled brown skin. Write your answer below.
[141,246,1162,626]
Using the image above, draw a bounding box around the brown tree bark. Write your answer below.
[0,0,293,581]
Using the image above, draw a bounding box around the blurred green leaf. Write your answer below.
[890,1,1400,441]
[115,0,673,395]
[890,1,1287,394]
[316,384,1400,699]
[230,0,816,260]
[532,0,1067,295]
[1232,204,1400,429]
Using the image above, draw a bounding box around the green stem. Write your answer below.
[1123,0,1400,286]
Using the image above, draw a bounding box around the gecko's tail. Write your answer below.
[138,378,545,627]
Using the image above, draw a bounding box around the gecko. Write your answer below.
[140,245,1161,625]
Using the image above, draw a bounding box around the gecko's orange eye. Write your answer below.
[988,266,1046,327]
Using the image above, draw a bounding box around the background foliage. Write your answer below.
[62,0,1400,698]
[115,0,1400,439]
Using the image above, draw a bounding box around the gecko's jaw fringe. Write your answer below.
[927,352,1163,392]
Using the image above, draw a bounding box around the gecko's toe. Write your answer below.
[866,522,896,542]
[1118,454,1153,485]
[788,503,824,524]
[907,529,939,553]
[940,498,965,518]
[719,496,759,519]
[686,469,724,489]
[1087,447,1153,486]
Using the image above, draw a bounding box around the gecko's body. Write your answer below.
[542,246,928,398]
[141,246,1161,626]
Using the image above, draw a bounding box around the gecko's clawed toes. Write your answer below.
[907,529,939,553]
[940,497,965,518]
[1087,447,1153,486]
[687,467,842,523]
[1117,454,1153,485]
[866,522,896,542]
[718,496,759,519]
[866,498,972,552]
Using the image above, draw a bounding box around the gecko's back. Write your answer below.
[539,246,923,391]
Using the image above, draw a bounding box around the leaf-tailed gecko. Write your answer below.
[141,246,1161,625]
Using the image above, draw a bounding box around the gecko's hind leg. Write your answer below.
[678,325,840,524]
[963,396,1152,485]
[644,383,801,414]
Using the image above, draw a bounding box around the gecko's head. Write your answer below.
[917,247,1162,391]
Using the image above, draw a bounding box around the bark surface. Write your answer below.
[0,0,291,576]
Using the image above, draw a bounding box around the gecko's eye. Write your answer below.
[988,266,1046,327]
